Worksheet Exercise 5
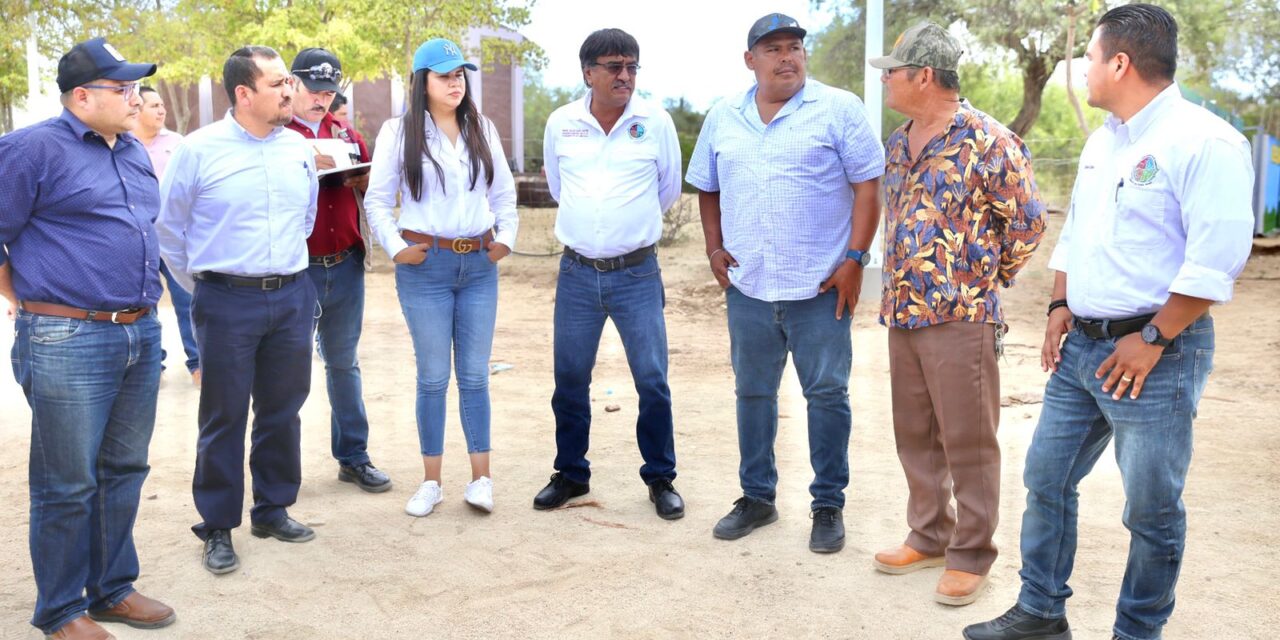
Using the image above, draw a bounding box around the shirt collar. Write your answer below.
[574,93,650,129]
[1105,82,1180,140]
[738,79,820,118]
[224,109,286,141]
[58,108,137,144]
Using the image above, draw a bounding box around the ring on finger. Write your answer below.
[1121,375,1134,382]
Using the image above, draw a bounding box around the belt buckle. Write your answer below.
[591,258,611,272]
[325,253,341,267]
[1100,319,1111,339]
[261,276,283,291]
[451,237,475,253]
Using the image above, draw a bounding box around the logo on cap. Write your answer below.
[443,43,459,57]
[102,43,125,62]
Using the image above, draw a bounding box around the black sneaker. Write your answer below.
[532,472,590,510]
[339,462,392,493]
[202,529,239,575]
[808,506,845,553]
[963,605,1072,640]
[713,496,779,540]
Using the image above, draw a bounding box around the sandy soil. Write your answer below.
[1,204,1277,639]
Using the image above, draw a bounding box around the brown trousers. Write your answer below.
[887,322,1001,575]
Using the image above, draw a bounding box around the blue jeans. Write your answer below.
[395,250,497,456]
[190,276,315,537]
[551,252,675,484]
[160,261,199,373]
[11,309,162,635]
[1017,315,1215,640]
[307,253,371,467]
[725,286,852,510]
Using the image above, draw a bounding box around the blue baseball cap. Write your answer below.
[56,37,157,93]
[412,38,478,74]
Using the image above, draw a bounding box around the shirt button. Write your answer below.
[129,204,135,209]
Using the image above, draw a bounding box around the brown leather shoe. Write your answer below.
[872,544,946,575]
[87,592,176,629]
[47,616,114,639]
[934,569,989,606]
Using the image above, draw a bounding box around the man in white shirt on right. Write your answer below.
[534,28,686,520]
[964,5,1254,640]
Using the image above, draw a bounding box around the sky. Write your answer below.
[520,0,836,110]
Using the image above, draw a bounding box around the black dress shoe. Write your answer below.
[203,529,239,575]
[647,479,685,520]
[809,506,845,553]
[533,472,589,510]
[962,605,1072,640]
[713,496,778,540]
[250,516,316,543]
[339,462,392,493]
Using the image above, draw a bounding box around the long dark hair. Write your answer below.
[401,68,495,201]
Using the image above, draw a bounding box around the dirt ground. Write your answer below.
[1,202,1277,640]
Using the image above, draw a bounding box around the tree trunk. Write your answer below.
[0,99,12,134]
[1063,3,1091,136]
[160,81,192,134]
[1008,55,1051,138]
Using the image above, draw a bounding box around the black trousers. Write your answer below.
[189,275,316,539]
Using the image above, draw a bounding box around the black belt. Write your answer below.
[195,271,302,291]
[1073,313,1154,340]
[310,245,359,267]
[564,244,655,272]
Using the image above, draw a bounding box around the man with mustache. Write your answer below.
[687,13,884,553]
[1,36,176,640]
[535,28,686,519]
[156,45,320,575]
[283,48,390,494]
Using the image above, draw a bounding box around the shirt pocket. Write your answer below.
[1113,186,1167,249]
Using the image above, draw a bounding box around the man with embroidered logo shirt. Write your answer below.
[965,5,1254,640]
[157,45,320,576]
[284,48,391,494]
[1,36,176,639]
[534,28,686,520]
[868,22,1047,607]
[686,13,885,554]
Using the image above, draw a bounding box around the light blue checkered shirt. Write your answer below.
[686,79,884,302]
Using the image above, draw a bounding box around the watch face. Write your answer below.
[1142,324,1158,343]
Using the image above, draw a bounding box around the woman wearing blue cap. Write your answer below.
[364,38,518,517]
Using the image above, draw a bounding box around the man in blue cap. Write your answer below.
[0,36,176,640]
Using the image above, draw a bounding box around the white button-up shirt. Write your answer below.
[543,94,682,259]
[364,115,517,259]
[685,79,885,302]
[157,113,318,293]
[1048,84,1255,319]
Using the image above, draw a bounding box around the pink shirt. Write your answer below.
[143,128,183,178]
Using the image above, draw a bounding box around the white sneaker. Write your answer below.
[405,480,443,516]
[464,476,494,513]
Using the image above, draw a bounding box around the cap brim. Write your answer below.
[751,26,807,48]
[299,77,342,93]
[103,61,157,82]
[427,61,478,74]
[867,55,911,70]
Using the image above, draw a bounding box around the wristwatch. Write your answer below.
[1140,323,1173,347]
[845,249,871,266]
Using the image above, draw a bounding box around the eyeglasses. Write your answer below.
[82,82,140,100]
[589,62,640,76]
[297,62,343,84]
[882,65,921,77]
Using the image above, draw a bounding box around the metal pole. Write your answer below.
[863,0,887,281]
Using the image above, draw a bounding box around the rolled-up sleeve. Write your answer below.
[684,105,719,192]
[1168,136,1255,302]
[364,119,410,260]
[156,142,197,292]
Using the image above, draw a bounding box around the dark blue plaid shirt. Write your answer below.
[0,109,162,309]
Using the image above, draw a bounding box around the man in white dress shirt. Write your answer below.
[156,45,320,576]
[964,5,1255,640]
[533,28,686,520]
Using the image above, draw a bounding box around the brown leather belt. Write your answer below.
[401,230,492,254]
[310,245,359,267]
[19,301,150,324]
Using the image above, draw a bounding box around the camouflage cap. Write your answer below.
[868,22,963,72]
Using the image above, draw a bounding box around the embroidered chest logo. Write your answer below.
[561,128,590,138]
[628,122,646,140]
[1131,155,1160,185]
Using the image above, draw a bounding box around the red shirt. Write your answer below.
[285,113,370,256]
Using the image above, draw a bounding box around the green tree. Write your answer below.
[0,0,31,133]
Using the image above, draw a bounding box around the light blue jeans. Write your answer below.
[395,249,497,456]
[1017,315,1215,640]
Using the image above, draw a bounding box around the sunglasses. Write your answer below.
[589,62,641,76]
[297,62,343,84]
